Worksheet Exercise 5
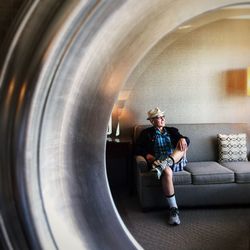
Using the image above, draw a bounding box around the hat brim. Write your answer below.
[147,113,164,120]
[147,116,158,120]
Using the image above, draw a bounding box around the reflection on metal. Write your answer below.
[0,0,246,249]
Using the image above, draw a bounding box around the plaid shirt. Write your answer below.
[154,128,187,172]
[154,128,173,160]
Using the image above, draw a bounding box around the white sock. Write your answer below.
[166,194,178,208]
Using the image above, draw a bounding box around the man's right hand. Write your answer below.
[152,159,161,169]
[146,154,155,163]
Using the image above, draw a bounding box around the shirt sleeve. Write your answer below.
[135,129,153,158]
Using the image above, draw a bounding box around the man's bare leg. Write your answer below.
[157,149,187,225]
[161,167,174,196]
[171,149,187,165]
[161,148,187,196]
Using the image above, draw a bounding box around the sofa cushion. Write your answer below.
[140,170,192,187]
[173,170,192,185]
[217,133,248,162]
[185,161,235,184]
[221,161,250,183]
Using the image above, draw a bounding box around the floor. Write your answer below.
[112,189,250,250]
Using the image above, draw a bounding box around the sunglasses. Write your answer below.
[154,116,165,120]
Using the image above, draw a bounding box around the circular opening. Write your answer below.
[0,1,248,249]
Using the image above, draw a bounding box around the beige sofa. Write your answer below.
[134,123,250,210]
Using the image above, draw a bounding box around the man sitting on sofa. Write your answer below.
[135,107,190,225]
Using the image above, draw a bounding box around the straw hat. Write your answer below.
[147,107,165,120]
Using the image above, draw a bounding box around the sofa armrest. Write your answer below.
[135,155,149,173]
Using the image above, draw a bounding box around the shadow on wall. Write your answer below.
[226,69,247,96]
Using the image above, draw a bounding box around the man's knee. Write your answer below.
[163,166,173,178]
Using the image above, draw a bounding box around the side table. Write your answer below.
[106,137,133,191]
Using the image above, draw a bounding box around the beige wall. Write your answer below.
[117,19,250,137]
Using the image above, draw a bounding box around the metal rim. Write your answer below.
[0,0,247,249]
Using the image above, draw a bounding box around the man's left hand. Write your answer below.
[177,138,188,151]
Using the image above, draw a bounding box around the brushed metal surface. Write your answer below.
[0,0,247,249]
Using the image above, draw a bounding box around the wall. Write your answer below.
[117,19,250,137]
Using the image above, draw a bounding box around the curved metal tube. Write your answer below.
[0,0,247,249]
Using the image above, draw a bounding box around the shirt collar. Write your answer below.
[155,127,167,135]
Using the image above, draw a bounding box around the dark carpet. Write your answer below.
[112,190,250,250]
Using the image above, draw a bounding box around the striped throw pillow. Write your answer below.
[217,133,248,162]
